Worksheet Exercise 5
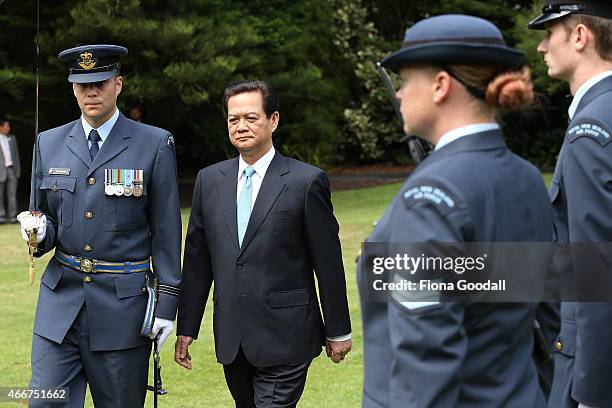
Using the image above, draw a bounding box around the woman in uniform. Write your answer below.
[359,14,553,408]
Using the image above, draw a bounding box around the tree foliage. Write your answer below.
[0,0,572,174]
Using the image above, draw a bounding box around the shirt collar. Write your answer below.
[238,146,276,180]
[434,123,500,151]
[568,70,612,120]
[81,108,120,143]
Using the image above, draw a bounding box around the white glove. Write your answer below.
[150,318,174,350]
[17,211,47,244]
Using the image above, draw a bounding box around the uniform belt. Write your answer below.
[54,250,150,274]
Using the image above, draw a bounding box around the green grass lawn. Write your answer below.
[0,182,401,408]
[0,174,552,407]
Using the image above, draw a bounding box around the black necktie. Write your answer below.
[88,129,101,161]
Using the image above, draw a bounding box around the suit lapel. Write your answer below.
[217,158,240,251]
[86,113,130,177]
[9,135,16,156]
[239,153,289,256]
[66,120,92,167]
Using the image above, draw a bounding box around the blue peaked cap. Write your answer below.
[381,14,524,73]
[528,0,612,30]
[58,44,128,83]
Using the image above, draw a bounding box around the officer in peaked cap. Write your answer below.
[358,14,554,407]
[58,44,128,83]
[529,2,612,408]
[528,0,612,29]
[18,44,182,407]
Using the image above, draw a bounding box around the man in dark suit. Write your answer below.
[175,80,352,408]
[0,118,20,223]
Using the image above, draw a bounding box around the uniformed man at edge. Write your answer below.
[529,2,612,408]
[18,44,181,407]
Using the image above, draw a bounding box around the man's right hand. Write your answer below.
[175,335,194,370]
[17,211,46,244]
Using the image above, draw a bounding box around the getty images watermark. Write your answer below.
[370,252,507,292]
[358,242,612,303]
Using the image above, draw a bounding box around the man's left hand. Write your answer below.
[150,318,174,350]
[326,339,352,363]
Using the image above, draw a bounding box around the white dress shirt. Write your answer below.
[434,123,500,151]
[236,146,352,342]
[568,70,612,120]
[0,133,13,167]
[237,146,276,210]
[81,108,120,149]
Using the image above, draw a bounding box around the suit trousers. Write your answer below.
[29,305,151,408]
[223,346,311,408]
[0,165,17,219]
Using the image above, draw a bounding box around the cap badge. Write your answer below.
[78,52,97,70]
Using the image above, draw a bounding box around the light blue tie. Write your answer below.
[237,166,256,246]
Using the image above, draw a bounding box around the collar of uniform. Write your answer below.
[569,70,612,120]
[81,107,120,144]
[238,146,276,181]
[435,123,500,151]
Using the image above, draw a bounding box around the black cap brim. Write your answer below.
[381,43,525,73]
[68,68,119,84]
[528,11,573,30]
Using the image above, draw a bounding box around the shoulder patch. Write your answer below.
[567,120,612,146]
[166,135,175,150]
[403,184,457,215]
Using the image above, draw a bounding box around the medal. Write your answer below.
[133,169,144,197]
[124,169,134,197]
[114,169,123,196]
[133,183,143,197]
[105,169,113,196]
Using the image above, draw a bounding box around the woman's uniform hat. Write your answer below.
[58,44,128,83]
[529,0,612,30]
[381,14,525,74]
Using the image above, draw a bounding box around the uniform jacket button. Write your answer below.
[84,276,92,283]
[84,244,92,252]
[236,261,244,269]
[88,177,96,185]
[554,340,563,351]
[85,211,94,219]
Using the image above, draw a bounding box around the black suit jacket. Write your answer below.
[178,151,351,367]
